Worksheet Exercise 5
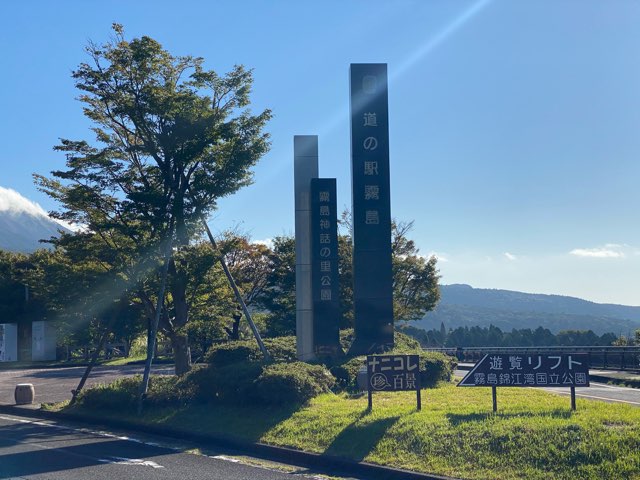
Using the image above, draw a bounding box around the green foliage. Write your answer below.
[76,375,188,411]
[179,362,264,404]
[76,376,139,411]
[253,362,335,405]
[404,324,619,348]
[256,236,297,337]
[34,24,272,374]
[418,351,455,388]
[204,336,297,365]
[337,214,441,324]
[331,331,454,391]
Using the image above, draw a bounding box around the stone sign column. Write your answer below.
[349,63,394,354]
[310,178,342,357]
[294,135,319,361]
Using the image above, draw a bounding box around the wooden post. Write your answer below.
[368,386,373,411]
[416,388,422,411]
[570,386,576,411]
[492,386,497,412]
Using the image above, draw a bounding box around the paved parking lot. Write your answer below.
[0,365,174,405]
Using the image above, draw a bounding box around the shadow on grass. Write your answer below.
[446,409,573,425]
[324,410,400,461]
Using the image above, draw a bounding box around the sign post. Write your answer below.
[366,354,421,411]
[459,354,590,412]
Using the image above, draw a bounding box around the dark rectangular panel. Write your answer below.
[310,178,342,356]
[350,63,394,352]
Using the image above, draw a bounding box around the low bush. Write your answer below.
[330,331,456,391]
[253,362,335,405]
[77,375,189,411]
[419,351,456,387]
[77,376,139,411]
[204,336,297,366]
[179,362,263,404]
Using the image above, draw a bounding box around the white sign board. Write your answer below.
[32,321,56,361]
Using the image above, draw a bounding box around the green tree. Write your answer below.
[258,236,297,337]
[337,214,441,324]
[35,24,271,374]
[258,215,441,336]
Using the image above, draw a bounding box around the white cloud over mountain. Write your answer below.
[0,186,80,232]
[0,186,50,218]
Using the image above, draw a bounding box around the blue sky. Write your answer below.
[1,0,639,305]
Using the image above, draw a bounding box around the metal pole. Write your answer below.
[70,313,118,405]
[570,386,576,411]
[368,387,373,411]
[137,238,172,414]
[416,388,422,411]
[202,220,271,362]
[492,386,497,412]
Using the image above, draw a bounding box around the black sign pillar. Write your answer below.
[310,178,342,357]
[349,63,394,354]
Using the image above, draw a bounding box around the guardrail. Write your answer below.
[424,346,640,372]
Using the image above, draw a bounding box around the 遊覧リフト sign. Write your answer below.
[458,354,590,387]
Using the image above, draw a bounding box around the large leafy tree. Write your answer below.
[36,24,271,374]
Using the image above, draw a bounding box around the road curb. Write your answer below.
[0,404,458,480]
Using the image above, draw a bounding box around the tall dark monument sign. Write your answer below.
[349,63,394,353]
[310,178,341,356]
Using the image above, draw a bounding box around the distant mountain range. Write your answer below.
[0,187,70,253]
[413,284,640,336]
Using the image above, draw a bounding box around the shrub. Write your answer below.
[419,351,456,387]
[146,375,188,406]
[179,362,263,404]
[76,374,191,411]
[329,331,456,392]
[76,376,140,410]
[204,336,297,366]
[253,362,335,405]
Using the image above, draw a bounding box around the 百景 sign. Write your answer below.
[367,354,420,391]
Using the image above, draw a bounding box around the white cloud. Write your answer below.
[569,246,625,259]
[504,252,517,261]
[425,251,449,263]
[0,186,83,232]
[0,186,50,218]
[252,238,274,249]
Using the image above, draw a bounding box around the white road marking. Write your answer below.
[0,414,181,450]
[98,457,165,468]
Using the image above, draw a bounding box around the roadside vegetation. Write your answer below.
[45,332,640,480]
[50,375,640,479]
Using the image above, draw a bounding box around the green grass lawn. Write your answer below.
[53,383,640,480]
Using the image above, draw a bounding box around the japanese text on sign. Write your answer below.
[458,354,590,387]
[367,355,420,392]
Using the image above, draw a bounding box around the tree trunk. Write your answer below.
[169,257,192,375]
[169,331,191,376]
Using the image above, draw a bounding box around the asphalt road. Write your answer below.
[0,413,323,480]
[0,365,174,405]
